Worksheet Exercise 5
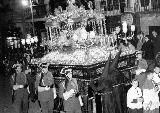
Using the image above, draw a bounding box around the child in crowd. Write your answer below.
[152,67,160,86]
[127,79,143,113]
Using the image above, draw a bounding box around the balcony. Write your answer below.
[23,4,47,21]
[126,0,160,14]
[98,0,160,16]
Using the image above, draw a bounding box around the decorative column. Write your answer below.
[100,19,103,35]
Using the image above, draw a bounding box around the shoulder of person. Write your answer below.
[137,87,141,91]
[127,87,133,93]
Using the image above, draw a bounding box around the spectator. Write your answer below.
[127,79,143,113]
[136,51,148,72]
[152,67,160,103]
[142,35,155,71]
[151,30,160,57]
[142,72,160,113]
[152,67,160,86]
[136,32,145,51]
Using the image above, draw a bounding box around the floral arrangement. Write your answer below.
[39,46,135,65]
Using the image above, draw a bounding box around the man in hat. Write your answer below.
[35,63,56,113]
[11,63,29,113]
[59,67,83,113]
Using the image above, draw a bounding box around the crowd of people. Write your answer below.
[127,30,160,113]
[0,30,160,113]
[9,61,84,113]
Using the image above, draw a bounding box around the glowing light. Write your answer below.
[33,36,38,42]
[30,38,35,43]
[22,0,29,6]
[122,21,127,33]
[27,34,32,39]
[131,25,135,32]
[21,39,26,45]
[26,38,31,44]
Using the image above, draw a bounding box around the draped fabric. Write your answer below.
[90,49,124,113]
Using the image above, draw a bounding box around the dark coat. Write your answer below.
[141,40,154,60]
[151,35,160,55]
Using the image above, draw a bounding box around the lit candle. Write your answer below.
[49,27,52,42]
[131,25,135,32]
[93,20,96,31]
[122,21,127,33]
[98,20,101,34]
[103,19,107,35]
[100,20,103,35]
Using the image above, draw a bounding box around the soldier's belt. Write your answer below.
[95,91,112,95]
[39,85,53,88]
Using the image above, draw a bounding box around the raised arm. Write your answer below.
[58,82,75,100]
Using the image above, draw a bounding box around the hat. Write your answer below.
[40,63,49,68]
[136,51,142,55]
[60,67,72,75]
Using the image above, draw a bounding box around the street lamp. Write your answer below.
[22,0,29,6]
[22,0,35,36]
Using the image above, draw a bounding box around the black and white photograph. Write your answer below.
[0,0,160,113]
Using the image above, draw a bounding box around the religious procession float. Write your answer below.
[31,0,137,79]
[29,3,137,111]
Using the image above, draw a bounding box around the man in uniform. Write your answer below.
[35,63,56,113]
[59,67,83,113]
[11,63,29,113]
